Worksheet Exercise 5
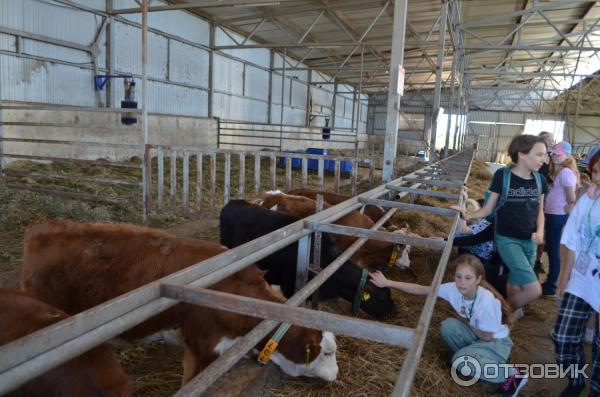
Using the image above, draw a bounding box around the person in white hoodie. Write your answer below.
[551,144,600,397]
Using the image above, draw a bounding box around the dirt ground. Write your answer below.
[0,157,594,397]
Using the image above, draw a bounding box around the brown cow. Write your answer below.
[20,220,338,385]
[258,192,412,270]
[288,188,391,227]
[0,289,132,397]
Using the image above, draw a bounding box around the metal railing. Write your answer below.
[0,104,375,220]
[0,148,474,397]
[148,146,376,217]
[217,119,363,152]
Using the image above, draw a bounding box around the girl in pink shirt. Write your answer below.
[542,141,580,296]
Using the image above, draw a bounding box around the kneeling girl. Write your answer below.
[370,254,526,396]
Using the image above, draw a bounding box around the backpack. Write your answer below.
[484,167,542,221]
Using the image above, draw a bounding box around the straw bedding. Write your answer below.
[0,157,512,396]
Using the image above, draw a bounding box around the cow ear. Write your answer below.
[255,267,268,277]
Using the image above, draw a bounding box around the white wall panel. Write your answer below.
[270,104,305,125]
[0,54,96,105]
[147,81,208,116]
[0,0,100,46]
[311,86,333,107]
[214,92,268,123]
[0,33,16,51]
[115,0,210,46]
[290,79,307,108]
[22,39,90,64]
[169,40,209,87]
[113,22,167,79]
[271,74,291,106]
[216,28,270,68]
[344,97,353,117]
[71,0,106,10]
[213,54,243,96]
[273,53,308,81]
[244,65,269,101]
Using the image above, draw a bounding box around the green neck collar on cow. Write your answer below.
[351,269,369,313]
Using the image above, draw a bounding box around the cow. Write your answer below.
[258,192,412,271]
[219,200,396,320]
[20,220,338,385]
[287,188,391,227]
[0,289,132,397]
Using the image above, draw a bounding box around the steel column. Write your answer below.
[141,0,150,223]
[430,2,448,162]
[382,0,408,182]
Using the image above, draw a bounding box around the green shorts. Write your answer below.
[495,234,538,286]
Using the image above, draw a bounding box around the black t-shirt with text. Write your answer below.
[489,169,548,240]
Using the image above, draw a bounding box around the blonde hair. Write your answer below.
[551,154,580,188]
[450,254,514,327]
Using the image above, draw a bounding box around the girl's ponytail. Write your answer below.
[481,280,514,328]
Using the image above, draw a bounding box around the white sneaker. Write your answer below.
[584,327,595,344]
[513,308,524,321]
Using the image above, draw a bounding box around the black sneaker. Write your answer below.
[541,283,556,297]
[497,370,528,397]
[559,383,586,397]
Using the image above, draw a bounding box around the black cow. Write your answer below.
[220,200,397,319]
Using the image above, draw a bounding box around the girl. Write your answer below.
[552,145,600,397]
[370,254,526,396]
[542,141,579,296]
[454,135,548,314]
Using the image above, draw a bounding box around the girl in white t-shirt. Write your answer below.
[370,254,527,396]
[551,146,600,397]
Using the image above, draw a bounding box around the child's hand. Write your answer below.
[460,186,469,201]
[449,205,467,220]
[532,232,544,245]
[369,271,389,288]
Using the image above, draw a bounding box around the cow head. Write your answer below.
[266,329,338,381]
[359,282,397,320]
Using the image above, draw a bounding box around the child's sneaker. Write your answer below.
[497,369,528,397]
[513,308,524,321]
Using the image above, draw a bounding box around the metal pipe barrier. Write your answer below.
[0,148,474,396]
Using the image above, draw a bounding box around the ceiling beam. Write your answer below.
[111,0,288,14]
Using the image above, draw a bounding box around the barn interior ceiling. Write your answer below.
[110,0,600,114]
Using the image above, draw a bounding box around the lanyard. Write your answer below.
[586,195,600,252]
[460,287,478,321]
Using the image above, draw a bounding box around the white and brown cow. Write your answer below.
[0,289,132,397]
[287,188,391,227]
[258,192,412,271]
[20,220,338,385]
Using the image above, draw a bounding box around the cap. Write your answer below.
[552,141,572,156]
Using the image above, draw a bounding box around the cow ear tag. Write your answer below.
[362,291,371,301]
[258,339,279,364]
[305,344,311,366]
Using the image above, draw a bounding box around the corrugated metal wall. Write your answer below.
[1,0,369,126]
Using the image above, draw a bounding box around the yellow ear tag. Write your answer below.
[305,344,311,366]
[258,339,279,364]
[362,291,371,301]
[388,244,401,267]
